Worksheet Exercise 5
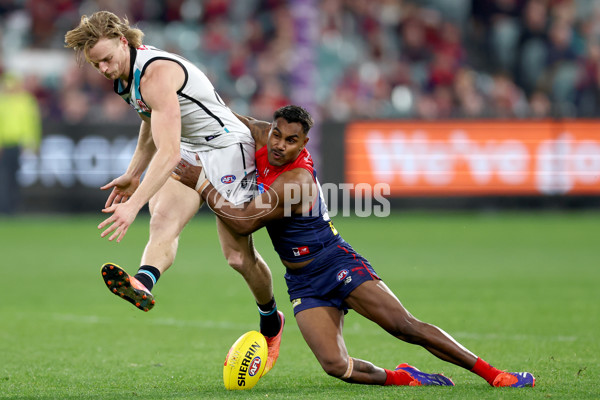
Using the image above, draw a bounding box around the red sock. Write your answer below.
[384,369,414,386]
[470,357,502,385]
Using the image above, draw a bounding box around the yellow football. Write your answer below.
[223,330,268,390]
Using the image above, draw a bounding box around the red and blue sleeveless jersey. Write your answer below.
[255,146,343,262]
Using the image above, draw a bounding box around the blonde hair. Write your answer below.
[65,11,144,64]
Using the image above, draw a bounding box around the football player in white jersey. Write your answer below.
[65,11,283,375]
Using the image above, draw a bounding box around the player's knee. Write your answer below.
[149,209,180,238]
[222,245,259,275]
[224,249,258,276]
[148,226,180,251]
[319,357,348,379]
[225,251,245,273]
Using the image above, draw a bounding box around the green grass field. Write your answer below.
[1,211,599,399]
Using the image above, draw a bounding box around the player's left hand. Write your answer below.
[98,201,140,242]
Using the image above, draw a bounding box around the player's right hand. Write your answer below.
[98,201,140,242]
[172,157,209,194]
[100,174,140,208]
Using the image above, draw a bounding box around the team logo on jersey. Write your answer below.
[136,99,150,113]
[292,246,310,257]
[221,175,236,184]
[336,269,349,281]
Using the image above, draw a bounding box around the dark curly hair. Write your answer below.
[273,105,314,135]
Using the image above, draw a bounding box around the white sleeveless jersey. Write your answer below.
[114,45,252,150]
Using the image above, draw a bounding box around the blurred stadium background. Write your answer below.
[1,0,599,212]
[1,2,599,398]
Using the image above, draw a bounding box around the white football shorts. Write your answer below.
[179,142,256,205]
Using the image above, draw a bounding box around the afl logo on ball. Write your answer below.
[248,356,262,377]
[336,269,349,281]
[221,175,236,184]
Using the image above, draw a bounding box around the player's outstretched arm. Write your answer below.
[206,169,311,235]
[173,158,313,235]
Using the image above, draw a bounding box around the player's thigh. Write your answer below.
[295,306,348,365]
[149,177,202,234]
[215,216,256,263]
[344,280,415,333]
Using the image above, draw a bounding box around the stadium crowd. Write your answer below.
[1,0,599,123]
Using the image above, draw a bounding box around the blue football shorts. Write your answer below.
[284,240,380,315]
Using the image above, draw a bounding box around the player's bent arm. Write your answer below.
[232,111,271,148]
[203,168,313,236]
[124,62,183,210]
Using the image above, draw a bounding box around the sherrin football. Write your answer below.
[223,330,267,390]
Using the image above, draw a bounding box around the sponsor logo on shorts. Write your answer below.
[344,276,352,285]
[221,175,236,184]
[241,176,249,189]
[292,246,310,257]
[337,269,349,281]
[248,356,262,377]
[292,298,302,308]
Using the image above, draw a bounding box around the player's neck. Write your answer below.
[118,49,132,83]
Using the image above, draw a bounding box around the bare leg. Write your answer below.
[215,217,273,304]
[141,178,202,274]
[295,307,388,384]
[345,280,477,369]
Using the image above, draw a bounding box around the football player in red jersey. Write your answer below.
[173,105,535,388]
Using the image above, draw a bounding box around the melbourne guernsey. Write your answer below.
[255,145,343,262]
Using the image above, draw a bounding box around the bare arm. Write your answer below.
[173,158,316,236]
[101,120,155,208]
[126,120,156,179]
[206,168,315,235]
[232,111,271,149]
[124,61,182,211]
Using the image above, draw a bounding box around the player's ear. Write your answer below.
[302,136,309,149]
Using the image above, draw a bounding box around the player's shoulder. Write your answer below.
[142,58,183,76]
[140,59,185,91]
